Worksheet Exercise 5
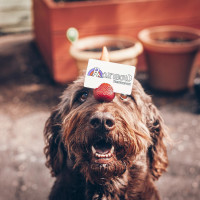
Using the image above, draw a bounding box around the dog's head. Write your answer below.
[44,50,168,184]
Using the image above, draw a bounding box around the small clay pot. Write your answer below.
[138,26,200,92]
[69,35,143,73]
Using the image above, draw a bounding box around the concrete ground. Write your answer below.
[0,33,200,200]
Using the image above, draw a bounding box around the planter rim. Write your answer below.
[138,25,200,53]
[42,0,136,9]
[69,35,143,62]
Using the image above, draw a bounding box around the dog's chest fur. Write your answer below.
[86,170,129,200]
[50,158,153,200]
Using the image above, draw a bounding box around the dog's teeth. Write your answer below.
[93,146,114,159]
[95,153,101,158]
[92,146,96,154]
[111,146,114,154]
[94,152,112,159]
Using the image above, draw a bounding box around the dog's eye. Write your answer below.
[78,92,88,103]
[120,94,128,100]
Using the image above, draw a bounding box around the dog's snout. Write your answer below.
[89,112,115,131]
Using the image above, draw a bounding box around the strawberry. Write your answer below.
[93,83,115,102]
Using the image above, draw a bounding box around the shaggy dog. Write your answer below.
[44,51,168,200]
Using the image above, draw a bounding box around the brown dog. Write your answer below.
[44,49,168,200]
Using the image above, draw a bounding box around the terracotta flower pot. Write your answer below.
[138,26,200,92]
[69,35,143,73]
[33,0,200,83]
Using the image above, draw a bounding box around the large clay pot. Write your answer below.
[69,35,143,73]
[138,26,200,92]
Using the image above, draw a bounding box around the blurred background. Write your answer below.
[0,0,200,199]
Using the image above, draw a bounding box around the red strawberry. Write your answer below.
[93,83,115,102]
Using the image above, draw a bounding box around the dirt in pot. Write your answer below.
[157,37,193,43]
[83,44,133,52]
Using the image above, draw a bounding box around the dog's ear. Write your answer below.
[132,79,168,180]
[44,109,67,177]
[146,103,168,180]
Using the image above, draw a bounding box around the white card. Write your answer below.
[84,59,136,95]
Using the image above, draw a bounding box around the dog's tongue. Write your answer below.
[94,140,112,154]
[93,83,115,102]
[95,148,110,154]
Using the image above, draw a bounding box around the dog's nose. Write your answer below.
[89,112,115,131]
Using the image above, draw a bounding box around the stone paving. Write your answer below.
[0,33,200,200]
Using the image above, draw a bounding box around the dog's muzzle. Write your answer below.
[89,112,115,164]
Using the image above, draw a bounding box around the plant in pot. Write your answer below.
[138,25,200,92]
[69,34,143,74]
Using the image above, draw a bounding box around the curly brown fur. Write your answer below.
[44,76,168,200]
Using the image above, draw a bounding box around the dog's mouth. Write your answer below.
[91,139,115,164]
